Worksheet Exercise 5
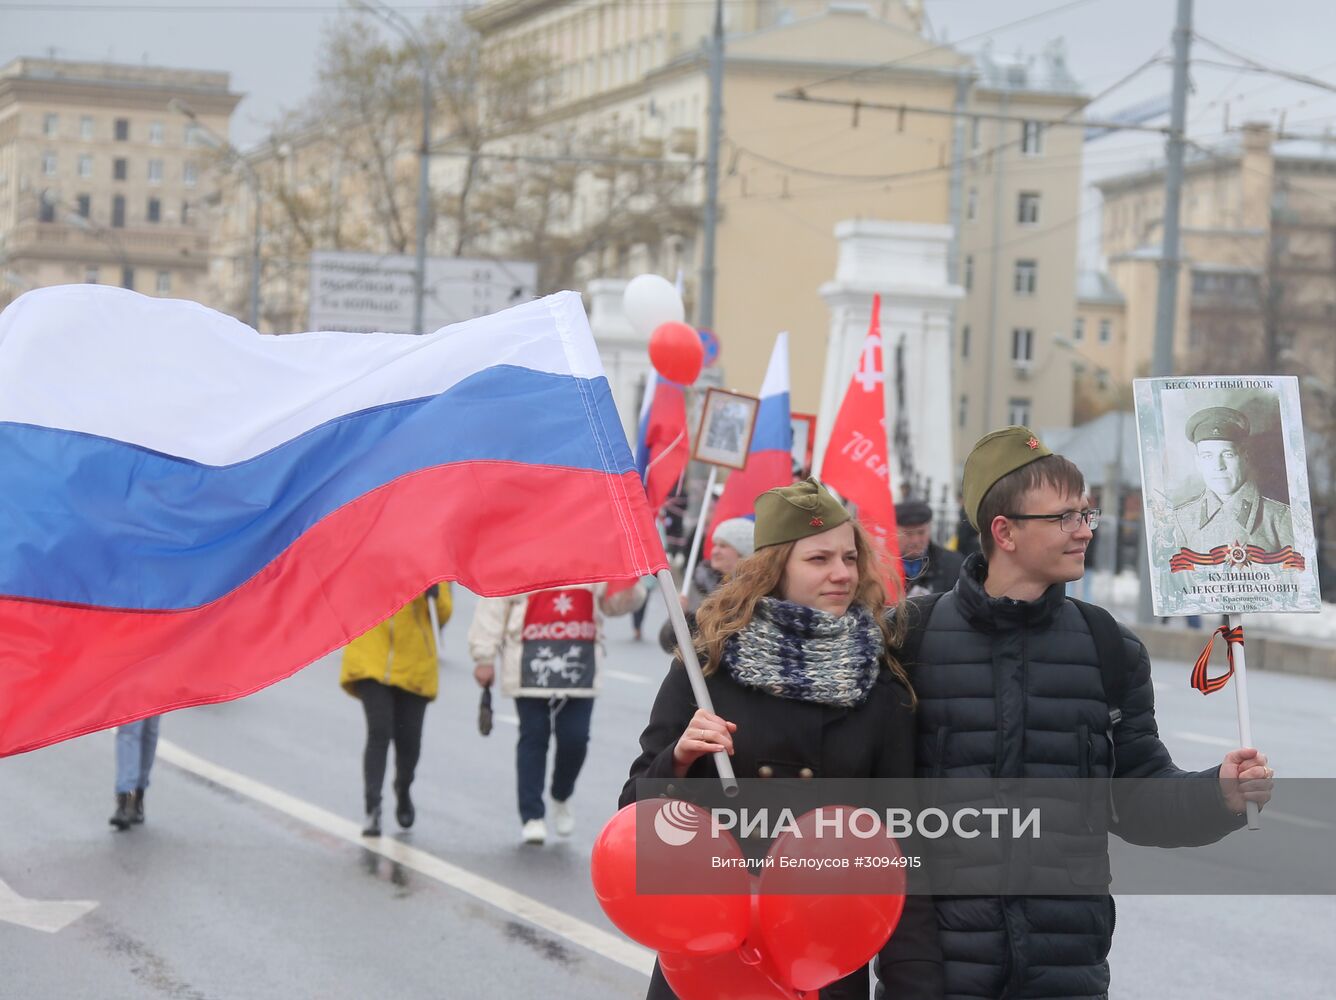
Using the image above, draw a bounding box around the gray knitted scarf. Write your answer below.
[720,597,883,708]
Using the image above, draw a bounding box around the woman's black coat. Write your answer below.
[621,660,945,1000]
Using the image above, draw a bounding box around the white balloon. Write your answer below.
[622,274,685,338]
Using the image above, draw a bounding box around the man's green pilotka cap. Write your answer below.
[1186,406,1250,444]
[961,426,1053,530]
[754,477,851,549]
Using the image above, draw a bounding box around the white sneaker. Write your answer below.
[521,818,547,845]
[552,799,574,836]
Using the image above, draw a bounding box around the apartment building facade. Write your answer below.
[952,44,1086,453]
[0,58,239,309]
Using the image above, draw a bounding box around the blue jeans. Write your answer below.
[515,696,594,822]
[115,717,161,794]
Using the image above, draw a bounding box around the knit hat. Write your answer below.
[754,477,851,549]
[711,517,756,558]
[961,426,1053,529]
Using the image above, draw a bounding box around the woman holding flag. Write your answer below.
[621,478,943,999]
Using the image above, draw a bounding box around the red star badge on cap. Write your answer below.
[1026,436,1040,450]
[810,517,824,527]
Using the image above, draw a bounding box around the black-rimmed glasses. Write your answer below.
[1004,508,1101,532]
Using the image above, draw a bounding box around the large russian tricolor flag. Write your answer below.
[0,286,665,757]
[633,375,688,515]
[705,332,793,552]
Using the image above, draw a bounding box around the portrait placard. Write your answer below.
[1133,375,1321,616]
[692,388,759,470]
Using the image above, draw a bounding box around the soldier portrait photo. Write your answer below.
[1169,397,1295,556]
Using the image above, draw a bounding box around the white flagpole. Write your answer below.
[681,466,718,599]
[655,567,737,794]
[1226,613,1260,830]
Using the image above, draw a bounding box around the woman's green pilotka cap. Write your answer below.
[961,426,1053,529]
[754,477,851,549]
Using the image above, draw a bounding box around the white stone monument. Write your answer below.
[817,220,962,506]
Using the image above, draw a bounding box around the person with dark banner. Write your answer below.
[621,478,943,999]
[895,499,962,597]
[470,582,645,845]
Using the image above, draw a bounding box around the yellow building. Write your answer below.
[1070,269,1128,421]
[461,0,1087,443]
[0,58,239,308]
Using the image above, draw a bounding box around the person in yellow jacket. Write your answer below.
[341,585,452,836]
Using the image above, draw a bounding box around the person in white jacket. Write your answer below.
[469,582,645,844]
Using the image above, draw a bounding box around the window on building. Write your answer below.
[971,116,981,149]
[113,158,127,181]
[1021,120,1044,155]
[967,187,978,222]
[39,199,56,223]
[1014,259,1038,295]
[964,254,974,291]
[181,200,191,224]
[958,393,968,429]
[961,324,971,359]
[76,193,90,218]
[78,154,93,179]
[1011,327,1035,364]
[183,162,198,188]
[43,113,59,137]
[149,121,164,145]
[156,270,171,294]
[121,266,135,290]
[85,265,99,284]
[147,197,161,223]
[42,152,58,176]
[148,159,163,184]
[114,118,130,141]
[80,115,94,140]
[1099,319,1112,344]
[112,194,125,228]
[1008,397,1032,426]
[1074,317,1085,341]
[1018,191,1040,225]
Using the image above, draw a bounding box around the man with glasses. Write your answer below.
[895,426,1273,1000]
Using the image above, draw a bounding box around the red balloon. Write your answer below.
[649,321,705,385]
[660,943,803,1000]
[591,801,751,955]
[757,806,907,993]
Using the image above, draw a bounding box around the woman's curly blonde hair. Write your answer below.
[689,519,913,701]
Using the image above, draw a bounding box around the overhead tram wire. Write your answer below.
[778,0,1101,97]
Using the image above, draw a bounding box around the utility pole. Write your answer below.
[698,0,724,333]
[1138,0,1193,624]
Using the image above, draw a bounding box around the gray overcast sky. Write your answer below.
[4,0,1333,263]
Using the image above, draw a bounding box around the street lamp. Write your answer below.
[169,98,262,330]
[350,0,433,335]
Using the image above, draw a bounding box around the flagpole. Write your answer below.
[681,465,718,599]
[1226,613,1260,830]
[656,568,738,794]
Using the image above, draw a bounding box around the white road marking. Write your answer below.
[155,740,653,976]
[496,713,519,726]
[604,669,649,685]
[0,877,97,933]
[1171,730,1236,749]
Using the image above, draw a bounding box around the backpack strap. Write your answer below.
[895,591,946,670]
[1069,597,1130,728]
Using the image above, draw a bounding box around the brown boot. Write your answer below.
[109,793,133,831]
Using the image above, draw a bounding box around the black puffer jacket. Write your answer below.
[902,555,1243,1000]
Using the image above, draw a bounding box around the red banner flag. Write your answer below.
[819,295,903,592]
